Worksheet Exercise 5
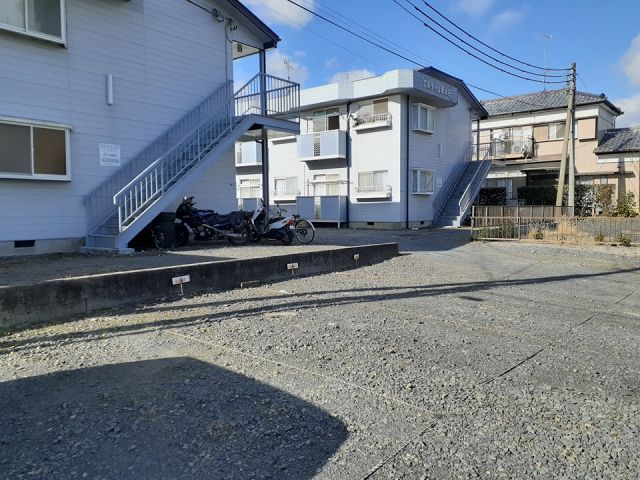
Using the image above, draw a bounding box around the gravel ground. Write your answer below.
[1,230,639,479]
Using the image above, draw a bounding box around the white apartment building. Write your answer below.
[236,67,488,228]
[0,0,299,255]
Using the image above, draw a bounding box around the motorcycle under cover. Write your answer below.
[207,210,246,226]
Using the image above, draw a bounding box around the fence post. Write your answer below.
[517,206,521,240]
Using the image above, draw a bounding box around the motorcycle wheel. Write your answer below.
[175,224,189,247]
[280,228,295,246]
[227,224,251,246]
[250,230,261,243]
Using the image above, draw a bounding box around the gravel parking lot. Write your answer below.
[1,231,639,479]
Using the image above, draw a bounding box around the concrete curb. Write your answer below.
[0,243,399,329]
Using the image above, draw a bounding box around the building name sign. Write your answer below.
[99,143,121,167]
[413,71,458,106]
[422,79,453,97]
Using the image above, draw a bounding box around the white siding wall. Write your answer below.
[350,94,403,223]
[408,93,472,222]
[0,0,260,245]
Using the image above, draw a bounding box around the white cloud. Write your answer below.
[267,50,309,84]
[454,0,494,17]
[329,69,376,84]
[243,0,315,29]
[490,8,526,32]
[324,57,338,69]
[615,94,640,127]
[620,34,640,86]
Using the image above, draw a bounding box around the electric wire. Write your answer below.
[420,0,570,72]
[284,0,564,109]
[394,0,568,84]
[408,0,569,78]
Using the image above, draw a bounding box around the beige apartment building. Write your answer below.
[472,88,639,207]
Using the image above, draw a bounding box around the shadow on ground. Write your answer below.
[0,357,347,480]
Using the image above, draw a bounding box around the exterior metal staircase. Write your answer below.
[84,74,299,252]
[433,159,492,227]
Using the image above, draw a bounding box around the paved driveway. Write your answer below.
[1,232,639,479]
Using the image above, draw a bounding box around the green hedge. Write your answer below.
[478,187,506,206]
[516,184,616,216]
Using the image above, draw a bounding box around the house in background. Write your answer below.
[473,88,638,206]
[0,0,299,256]
[236,67,488,228]
[594,127,640,204]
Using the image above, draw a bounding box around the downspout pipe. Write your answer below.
[346,101,352,227]
[259,49,270,210]
[405,94,410,229]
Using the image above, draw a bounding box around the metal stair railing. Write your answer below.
[86,80,234,232]
[458,159,492,218]
[234,73,300,119]
[432,143,471,221]
[112,73,300,232]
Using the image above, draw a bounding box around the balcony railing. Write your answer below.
[235,142,262,166]
[297,130,347,161]
[353,112,392,130]
[355,184,392,199]
[474,136,537,161]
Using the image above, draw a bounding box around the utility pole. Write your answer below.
[567,63,577,209]
[555,62,576,209]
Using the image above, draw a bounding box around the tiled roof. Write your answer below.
[481,88,622,116]
[594,128,640,154]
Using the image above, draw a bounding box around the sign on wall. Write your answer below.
[99,143,121,166]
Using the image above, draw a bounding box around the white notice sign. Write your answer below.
[99,143,121,166]
[436,176,443,188]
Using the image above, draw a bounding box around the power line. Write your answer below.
[283,0,558,109]
[408,1,568,78]
[394,0,568,84]
[285,0,424,68]
[421,0,570,72]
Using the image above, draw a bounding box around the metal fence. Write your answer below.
[471,205,640,245]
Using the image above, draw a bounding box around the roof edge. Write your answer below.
[223,0,281,47]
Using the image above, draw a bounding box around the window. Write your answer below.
[274,176,298,196]
[313,174,340,196]
[0,119,70,180]
[238,179,261,198]
[412,104,435,133]
[357,170,387,193]
[359,98,388,117]
[412,169,434,194]
[0,0,65,44]
[548,122,566,140]
[311,108,339,133]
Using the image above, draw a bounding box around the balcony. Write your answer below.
[235,142,262,167]
[354,185,392,200]
[474,136,537,162]
[353,112,393,131]
[297,130,347,162]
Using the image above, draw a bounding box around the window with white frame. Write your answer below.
[358,98,388,118]
[311,107,339,133]
[274,176,298,196]
[357,170,387,193]
[0,119,70,180]
[238,178,261,198]
[412,169,434,194]
[313,174,340,196]
[412,103,435,133]
[0,0,65,44]
[548,122,566,140]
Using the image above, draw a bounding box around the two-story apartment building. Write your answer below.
[236,67,488,228]
[473,89,638,206]
[0,0,299,255]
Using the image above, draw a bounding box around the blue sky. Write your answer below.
[235,0,640,126]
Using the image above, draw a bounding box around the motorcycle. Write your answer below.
[248,202,296,245]
[175,196,252,247]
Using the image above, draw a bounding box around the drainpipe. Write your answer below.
[259,49,270,209]
[476,118,481,161]
[346,101,352,228]
[405,94,410,229]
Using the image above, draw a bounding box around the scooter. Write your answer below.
[175,196,251,247]
[248,202,296,245]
